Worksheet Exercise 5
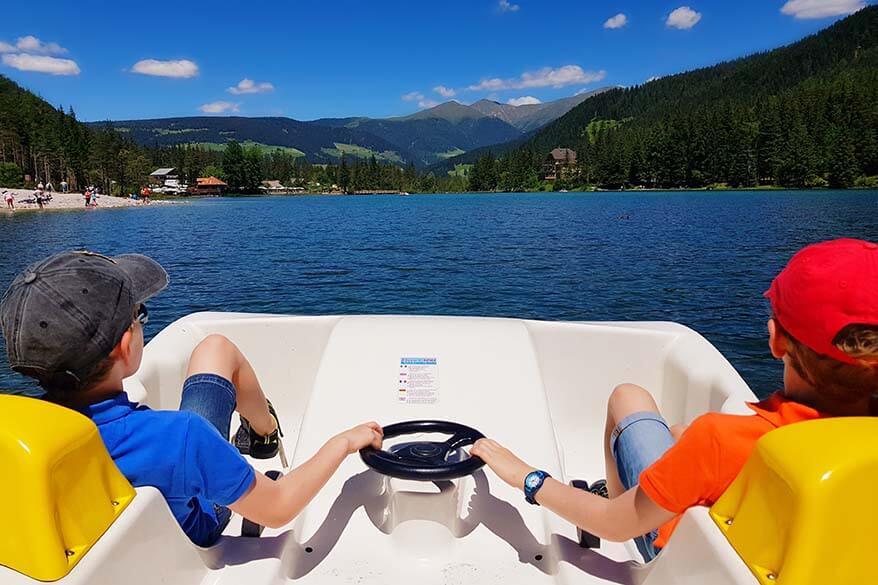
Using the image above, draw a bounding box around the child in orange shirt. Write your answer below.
[472,238,878,562]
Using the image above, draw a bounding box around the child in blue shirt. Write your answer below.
[0,250,383,546]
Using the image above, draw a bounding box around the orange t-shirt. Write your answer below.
[638,393,823,549]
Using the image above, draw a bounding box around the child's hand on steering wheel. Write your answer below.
[337,422,384,454]
[471,438,535,489]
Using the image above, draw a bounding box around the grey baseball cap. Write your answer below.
[0,250,168,388]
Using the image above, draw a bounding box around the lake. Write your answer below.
[2,190,877,398]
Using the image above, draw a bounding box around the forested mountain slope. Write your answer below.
[515,6,878,189]
[92,117,409,165]
[98,92,604,169]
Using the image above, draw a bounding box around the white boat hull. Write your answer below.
[1,314,759,585]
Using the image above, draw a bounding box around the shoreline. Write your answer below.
[1,188,176,214]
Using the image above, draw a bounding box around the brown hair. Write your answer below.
[775,320,878,415]
[39,356,115,404]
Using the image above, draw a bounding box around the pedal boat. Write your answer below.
[1,313,873,585]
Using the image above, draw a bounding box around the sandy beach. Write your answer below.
[2,188,172,213]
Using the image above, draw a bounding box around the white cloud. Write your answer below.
[467,65,606,91]
[132,59,199,78]
[2,53,80,75]
[507,96,541,106]
[499,0,520,12]
[402,91,424,102]
[0,41,16,53]
[667,6,702,29]
[15,35,68,55]
[646,76,661,83]
[781,0,864,19]
[401,91,437,108]
[199,101,240,114]
[604,13,628,29]
[227,78,275,94]
[434,85,456,98]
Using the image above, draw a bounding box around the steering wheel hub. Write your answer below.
[360,420,485,481]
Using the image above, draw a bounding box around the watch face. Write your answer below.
[525,473,541,489]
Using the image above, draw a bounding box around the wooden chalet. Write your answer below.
[543,148,577,181]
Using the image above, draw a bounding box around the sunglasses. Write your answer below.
[135,303,149,326]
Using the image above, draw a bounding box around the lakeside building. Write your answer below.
[149,168,188,194]
[260,180,288,194]
[543,148,577,181]
[149,168,177,184]
[188,176,228,196]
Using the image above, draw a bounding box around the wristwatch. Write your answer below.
[523,470,551,505]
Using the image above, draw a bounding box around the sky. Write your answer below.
[0,0,872,122]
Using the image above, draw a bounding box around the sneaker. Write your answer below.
[236,400,284,460]
[588,479,609,499]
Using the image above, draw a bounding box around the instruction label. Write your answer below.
[398,357,439,404]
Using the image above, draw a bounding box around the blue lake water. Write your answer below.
[2,190,877,398]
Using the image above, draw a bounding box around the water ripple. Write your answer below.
[1,191,877,397]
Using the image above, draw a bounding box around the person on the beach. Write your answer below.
[46,182,54,192]
[35,189,44,209]
[3,190,13,211]
[61,180,68,193]
[471,238,878,563]
[37,181,44,191]
[0,250,384,548]
[84,190,91,207]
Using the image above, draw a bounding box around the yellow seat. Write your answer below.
[0,395,135,581]
[710,417,878,585]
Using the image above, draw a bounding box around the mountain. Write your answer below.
[470,6,878,191]
[531,7,878,156]
[394,101,485,123]
[469,88,612,132]
[333,102,522,166]
[92,116,409,165]
[98,92,609,168]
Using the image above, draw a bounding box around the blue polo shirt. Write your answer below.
[81,392,255,547]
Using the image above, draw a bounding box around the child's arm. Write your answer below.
[471,438,676,542]
[229,422,383,528]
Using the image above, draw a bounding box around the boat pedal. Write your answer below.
[570,480,601,549]
[241,470,283,537]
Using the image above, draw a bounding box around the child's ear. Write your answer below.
[768,319,787,359]
[111,328,134,364]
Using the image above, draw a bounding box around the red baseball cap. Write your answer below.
[765,238,878,365]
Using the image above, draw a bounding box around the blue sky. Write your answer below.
[0,0,870,122]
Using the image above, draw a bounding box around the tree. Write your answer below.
[0,162,22,187]
[827,129,859,188]
[338,157,350,193]
[222,141,245,192]
[202,165,225,180]
[241,145,264,192]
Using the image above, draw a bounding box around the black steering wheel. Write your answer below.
[359,420,485,481]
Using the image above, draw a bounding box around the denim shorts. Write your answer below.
[179,373,238,542]
[610,411,675,563]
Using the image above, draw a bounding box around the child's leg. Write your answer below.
[185,334,276,437]
[603,383,662,497]
[602,383,676,562]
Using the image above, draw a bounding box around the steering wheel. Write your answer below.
[359,420,485,481]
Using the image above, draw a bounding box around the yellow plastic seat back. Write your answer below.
[710,417,878,585]
[0,395,135,581]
